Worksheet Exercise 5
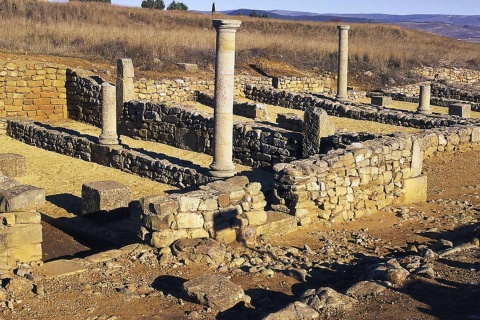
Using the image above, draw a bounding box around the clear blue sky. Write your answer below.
[109,0,480,15]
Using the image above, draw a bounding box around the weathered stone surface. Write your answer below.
[39,259,87,279]
[182,274,247,311]
[172,238,226,265]
[244,210,267,226]
[176,212,204,229]
[371,96,392,107]
[0,243,42,266]
[449,103,471,118]
[301,287,357,313]
[85,249,124,264]
[263,301,319,320]
[0,175,20,191]
[0,224,42,249]
[0,154,26,178]
[0,185,45,213]
[346,281,387,298]
[366,259,410,286]
[81,180,131,214]
[302,107,335,157]
[401,175,427,204]
[255,211,298,236]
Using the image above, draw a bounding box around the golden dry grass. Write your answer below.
[0,0,479,87]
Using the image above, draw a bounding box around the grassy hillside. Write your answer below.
[0,0,479,88]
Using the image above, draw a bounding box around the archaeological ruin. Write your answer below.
[0,19,479,318]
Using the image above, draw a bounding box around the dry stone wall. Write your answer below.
[121,101,302,169]
[139,176,267,248]
[0,61,67,120]
[272,125,480,222]
[415,67,480,84]
[6,119,214,188]
[245,86,480,129]
[194,92,268,120]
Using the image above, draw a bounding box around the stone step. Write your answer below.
[255,211,298,237]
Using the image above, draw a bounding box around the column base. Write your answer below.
[209,162,236,178]
[99,135,120,146]
[335,95,349,102]
[416,110,432,115]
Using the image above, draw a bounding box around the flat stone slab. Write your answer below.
[38,259,87,279]
[0,154,26,178]
[255,211,298,237]
[0,184,46,213]
[84,249,124,264]
[82,180,131,214]
[182,274,247,312]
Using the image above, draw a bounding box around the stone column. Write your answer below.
[417,82,432,115]
[209,19,241,178]
[336,25,350,102]
[99,83,120,145]
[116,59,135,118]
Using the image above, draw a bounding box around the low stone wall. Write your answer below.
[6,119,215,189]
[245,85,480,129]
[194,92,268,120]
[273,75,334,94]
[272,125,480,222]
[139,176,267,248]
[0,61,67,120]
[66,69,103,127]
[121,101,302,169]
[415,66,480,84]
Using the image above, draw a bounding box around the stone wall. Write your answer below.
[194,92,268,120]
[272,125,480,223]
[6,119,215,189]
[415,67,480,84]
[121,101,302,169]
[139,176,267,248]
[245,86,480,129]
[66,69,103,127]
[0,61,67,120]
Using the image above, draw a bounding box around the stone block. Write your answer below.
[0,154,26,178]
[302,107,335,157]
[0,224,42,249]
[0,175,20,191]
[400,175,427,205]
[449,103,471,118]
[0,243,42,266]
[244,210,267,226]
[176,212,204,229]
[81,180,131,214]
[255,211,298,236]
[0,185,45,213]
[151,230,188,248]
[371,95,392,106]
[410,139,423,178]
[214,228,237,244]
[15,211,41,224]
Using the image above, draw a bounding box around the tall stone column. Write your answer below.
[99,83,120,145]
[417,82,432,115]
[116,59,135,118]
[336,25,350,102]
[209,19,241,178]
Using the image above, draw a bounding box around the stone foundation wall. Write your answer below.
[415,67,480,84]
[139,176,267,248]
[66,69,103,127]
[245,86,480,129]
[272,126,480,222]
[0,61,67,120]
[121,101,302,169]
[6,119,215,188]
[194,92,268,120]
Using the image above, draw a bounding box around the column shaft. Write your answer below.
[417,82,432,115]
[209,20,241,178]
[336,25,350,102]
[99,83,120,145]
[116,59,135,119]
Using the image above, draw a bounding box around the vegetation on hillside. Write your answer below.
[0,0,478,88]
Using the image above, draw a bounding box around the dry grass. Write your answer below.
[0,0,479,87]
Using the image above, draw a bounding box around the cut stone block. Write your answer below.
[81,180,131,214]
[255,211,298,236]
[302,107,335,157]
[400,175,427,205]
[449,103,471,118]
[371,95,392,106]
[0,185,46,213]
[39,259,87,279]
[0,224,42,250]
[0,154,26,178]
[0,175,20,191]
[0,243,42,266]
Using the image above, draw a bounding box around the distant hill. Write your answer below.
[219,9,480,43]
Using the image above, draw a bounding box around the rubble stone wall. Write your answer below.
[272,126,480,222]
[245,86,480,129]
[6,119,214,188]
[121,101,302,169]
[0,61,67,120]
[415,67,480,84]
[139,176,267,248]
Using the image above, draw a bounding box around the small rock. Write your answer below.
[263,301,319,319]
[346,281,386,298]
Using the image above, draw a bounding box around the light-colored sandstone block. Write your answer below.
[0,185,45,213]
[401,175,427,204]
[449,103,471,118]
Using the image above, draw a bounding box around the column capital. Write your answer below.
[337,25,351,30]
[421,81,431,87]
[213,19,242,31]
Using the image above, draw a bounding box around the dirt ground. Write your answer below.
[0,124,479,319]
